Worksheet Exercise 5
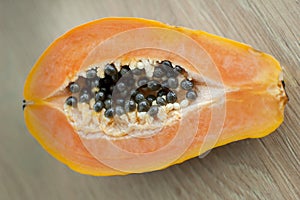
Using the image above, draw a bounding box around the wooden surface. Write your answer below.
[0,0,299,199]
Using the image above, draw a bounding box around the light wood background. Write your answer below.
[0,0,299,199]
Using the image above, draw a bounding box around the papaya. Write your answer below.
[23,17,288,176]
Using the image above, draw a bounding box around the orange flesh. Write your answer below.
[23,18,287,175]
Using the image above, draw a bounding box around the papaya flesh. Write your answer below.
[23,18,288,176]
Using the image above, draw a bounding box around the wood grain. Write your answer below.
[0,0,299,199]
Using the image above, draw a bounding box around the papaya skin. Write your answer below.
[23,17,287,175]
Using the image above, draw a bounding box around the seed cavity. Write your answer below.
[64,59,200,138]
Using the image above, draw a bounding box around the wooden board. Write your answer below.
[0,0,299,199]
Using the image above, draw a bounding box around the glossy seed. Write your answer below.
[137,77,149,87]
[116,98,125,106]
[153,67,165,78]
[138,100,150,112]
[104,108,114,118]
[147,80,161,91]
[65,96,77,107]
[180,79,194,90]
[135,93,145,103]
[128,78,136,86]
[86,69,97,79]
[89,78,100,89]
[174,65,186,75]
[156,96,167,106]
[161,60,175,78]
[148,105,159,117]
[95,91,106,101]
[69,82,80,93]
[120,65,130,76]
[166,91,177,103]
[112,74,119,83]
[109,85,115,93]
[116,82,126,92]
[104,99,112,109]
[161,80,169,88]
[132,68,145,75]
[161,60,172,68]
[119,90,128,98]
[100,87,108,93]
[157,88,169,97]
[115,106,125,116]
[93,101,104,112]
[107,94,112,99]
[130,90,138,98]
[186,90,197,100]
[79,90,90,103]
[146,95,156,103]
[167,77,178,89]
[104,64,118,76]
[125,99,136,112]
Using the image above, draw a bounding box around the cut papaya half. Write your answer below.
[23,17,288,176]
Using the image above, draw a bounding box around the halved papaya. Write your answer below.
[23,17,288,176]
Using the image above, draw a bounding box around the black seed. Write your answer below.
[138,100,150,112]
[161,60,175,78]
[125,99,136,112]
[161,60,172,68]
[128,78,136,86]
[186,90,197,100]
[167,77,178,89]
[104,108,114,118]
[156,96,167,106]
[180,79,194,90]
[69,82,80,93]
[174,65,186,75]
[157,88,169,97]
[116,82,126,92]
[104,99,112,109]
[132,68,145,75]
[115,106,125,116]
[79,93,90,103]
[89,78,100,89]
[104,64,118,76]
[107,94,112,99]
[147,80,161,91]
[86,69,97,79]
[130,90,138,98]
[135,93,145,103]
[79,89,90,103]
[116,98,125,106]
[161,80,169,88]
[95,91,106,101]
[65,96,77,107]
[109,85,115,93]
[93,101,104,112]
[137,77,149,87]
[153,67,165,78]
[120,65,130,76]
[166,70,176,78]
[100,87,108,93]
[119,90,128,98]
[148,105,159,117]
[166,91,177,103]
[146,95,156,103]
[80,88,89,94]
[112,74,119,83]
